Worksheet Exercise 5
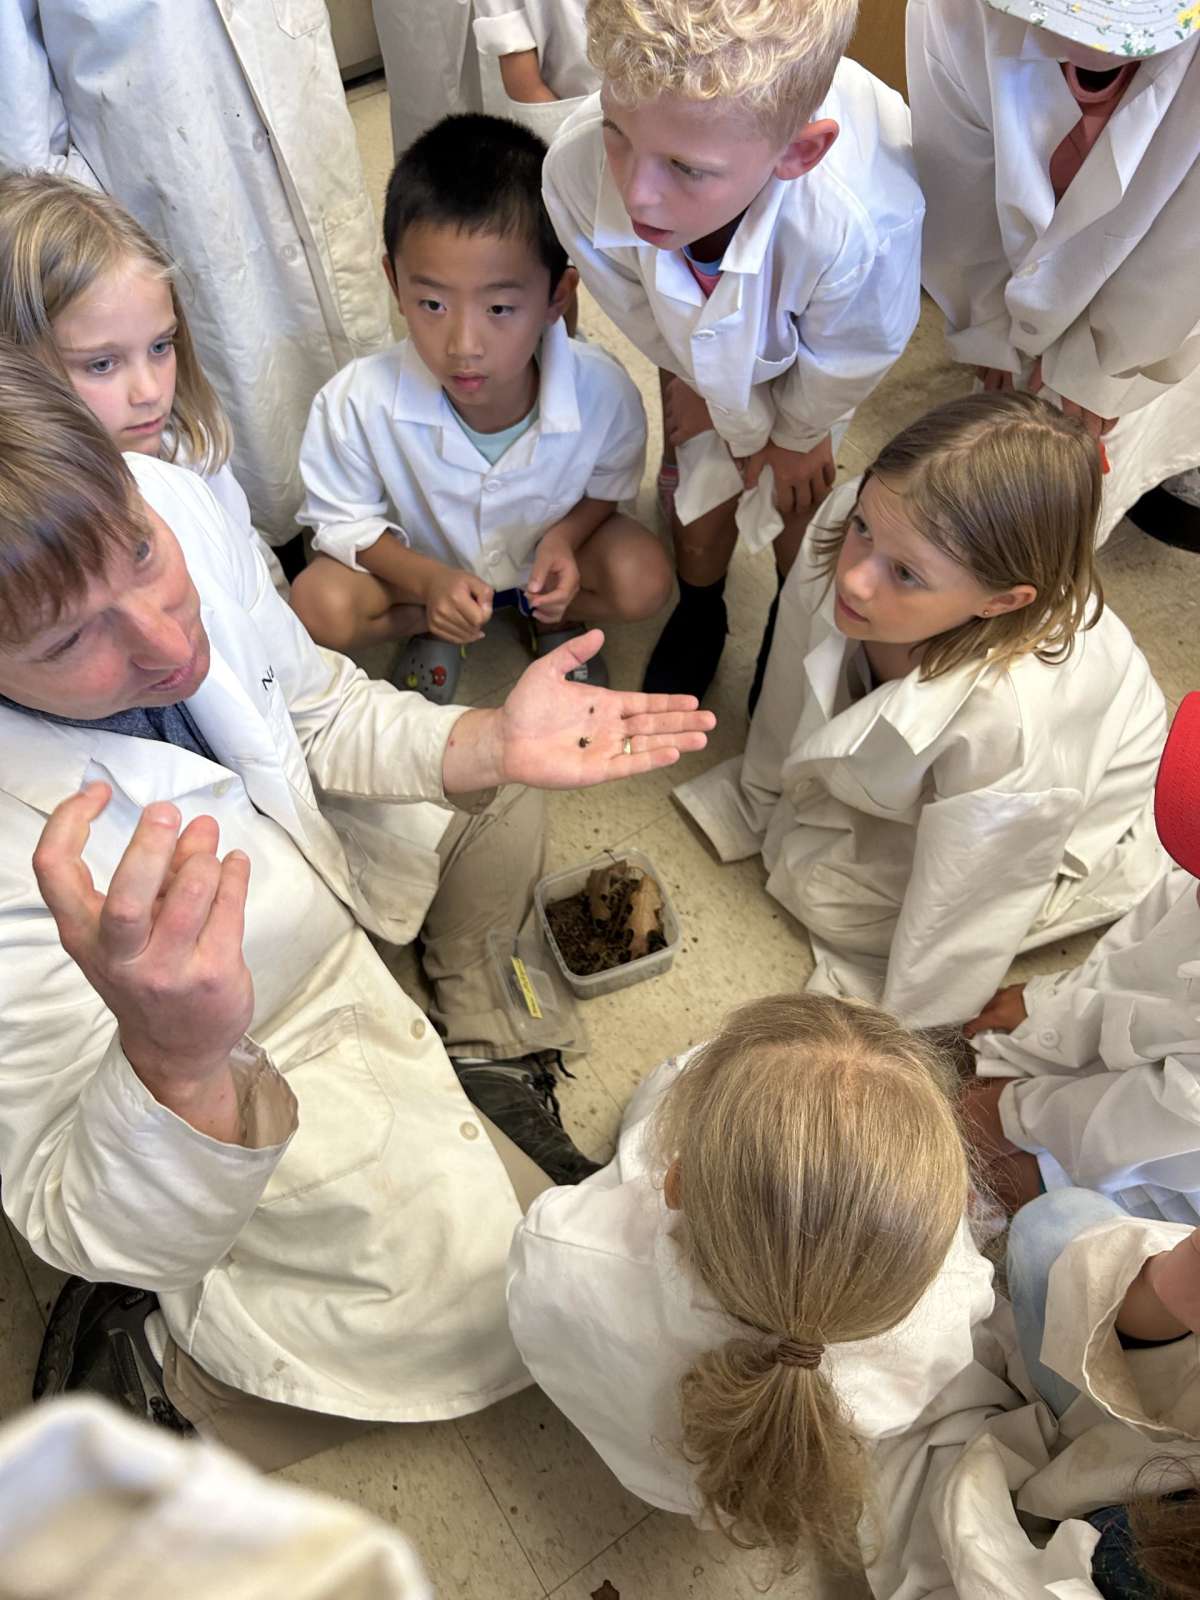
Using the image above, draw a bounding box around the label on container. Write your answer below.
[510,956,544,1019]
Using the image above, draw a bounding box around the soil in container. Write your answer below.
[545,859,667,976]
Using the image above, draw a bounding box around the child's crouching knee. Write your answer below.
[599,523,674,621]
[290,559,372,652]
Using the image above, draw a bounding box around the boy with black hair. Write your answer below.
[292,113,670,701]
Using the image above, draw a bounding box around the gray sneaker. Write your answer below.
[451,1051,604,1186]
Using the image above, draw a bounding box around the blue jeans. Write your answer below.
[1007,1187,1126,1417]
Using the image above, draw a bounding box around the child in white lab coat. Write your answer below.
[473,0,596,140]
[507,992,1010,1585]
[907,0,1200,547]
[960,690,1200,1222]
[543,0,923,704]
[881,1188,1200,1598]
[292,114,670,703]
[675,392,1167,1029]
[0,171,287,594]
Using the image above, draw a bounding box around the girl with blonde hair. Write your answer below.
[0,170,285,590]
[507,992,1010,1582]
[676,390,1167,1030]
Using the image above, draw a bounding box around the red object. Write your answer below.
[1099,439,1111,475]
[431,665,447,686]
[1154,692,1200,875]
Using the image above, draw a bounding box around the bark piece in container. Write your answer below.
[546,859,667,975]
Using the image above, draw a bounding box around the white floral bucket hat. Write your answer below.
[984,0,1200,55]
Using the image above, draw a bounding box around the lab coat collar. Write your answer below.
[0,617,301,830]
[390,325,580,468]
[1003,22,1194,203]
[802,588,997,756]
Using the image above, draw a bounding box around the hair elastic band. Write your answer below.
[775,1338,823,1370]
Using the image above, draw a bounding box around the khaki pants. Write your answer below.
[163,786,552,1470]
[423,783,546,1060]
[164,1115,551,1471]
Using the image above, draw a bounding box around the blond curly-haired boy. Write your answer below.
[544,0,924,705]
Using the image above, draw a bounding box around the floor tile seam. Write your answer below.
[451,1415,552,1599]
[546,797,676,865]
[543,1507,657,1596]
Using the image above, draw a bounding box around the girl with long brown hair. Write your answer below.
[676,391,1166,1029]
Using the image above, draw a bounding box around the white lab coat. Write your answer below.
[913,1216,1200,1600]
[542,65,923,473]
[0,454,533,1423]
[199,459,289,597]
[907,0,1200,541]
[298,319,645,588]
[673,480,1168,1028]
[373,0,483,156]
[972,868,1200,1224]
[0,1397,431,1599]
[0,0,393,540]
[473,0,595,140]
[507,1049,1015,1593]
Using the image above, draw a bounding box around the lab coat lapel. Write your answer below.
[798,603,993,765]
[0,705,231,818]
[801,601,851,723]
[185,621,304,834]
[1038,51,1186,249]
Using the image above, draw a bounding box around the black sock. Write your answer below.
[676,573,727,608]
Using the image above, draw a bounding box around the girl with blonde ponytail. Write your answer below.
[507,992,1004,1582]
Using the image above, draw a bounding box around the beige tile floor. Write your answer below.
[2,78,1198,1599]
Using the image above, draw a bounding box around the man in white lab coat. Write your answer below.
[0,0,393,545]
[907,0,1200,544]
[963,692,1200,1222]
[0,348,712,1466]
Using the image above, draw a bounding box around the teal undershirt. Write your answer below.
[453,401,539,466]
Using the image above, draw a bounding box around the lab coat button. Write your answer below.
[281,243,299,264]
[1017,262,1038,278]
[1037,1027,1060,1049]
[252,130,267,153]
[459,1120,480,1141]
[1018,320,1038,336]
[212,778,233,798]
[483,479,501,493]
[694,329,717,341]
[410,1019,426,1040]
[487,550,502,566]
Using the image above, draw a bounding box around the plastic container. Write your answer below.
[487,921,589,1057]
[535,848,682,999]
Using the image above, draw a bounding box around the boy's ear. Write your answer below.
[545,265,579,326]
[774,117,840,181]
[382,251,401,303]
[979,584,1038,618]
[664,1158,683,1212]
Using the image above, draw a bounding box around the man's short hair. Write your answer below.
[587,0,860,136]
[0,340,138,647]
[383,114,570,292]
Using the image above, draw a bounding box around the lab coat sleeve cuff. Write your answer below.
[769,418,835,454]
[64,1039,297,1290]
[997,1080,1042,1155]
[310,517,400,572]
[586,461,644,504]
[473,10,538,56]
[944,320,1022,374]
[1022,970,1070,1009]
